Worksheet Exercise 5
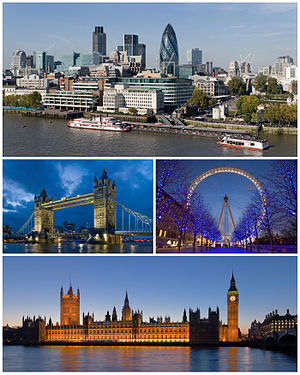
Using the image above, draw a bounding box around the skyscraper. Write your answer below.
[10,49,26,71]
[159,24,179,76]
[187,48,202,69]
[92,26,106,55]
[123,34,139,56]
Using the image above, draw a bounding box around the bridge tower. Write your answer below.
[227,272,239,342]
[34,188,53,233]
[93,169,116,233]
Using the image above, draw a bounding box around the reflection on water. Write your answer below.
[3,242,153,254]
[4,113,297,157]
[3,346,297,372]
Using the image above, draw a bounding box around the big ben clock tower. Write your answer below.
[227,272,239,342]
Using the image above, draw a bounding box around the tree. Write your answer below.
[266,77,280,95]
[228,77,246,96]
[252,75,267,93]
[187,87,209,107]
[236,95,260,122]
[128,107,138,115]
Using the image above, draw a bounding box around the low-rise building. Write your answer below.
[16,74,50,89]
[42,90,99,111]
[101,83,164,114]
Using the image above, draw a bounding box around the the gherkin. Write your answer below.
[159,24,179,76]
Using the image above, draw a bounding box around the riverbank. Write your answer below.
[4,108,296,135]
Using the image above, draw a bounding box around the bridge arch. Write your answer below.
[278,334,297,347]
[186,167,267,239]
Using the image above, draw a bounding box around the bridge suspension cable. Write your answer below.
[16,212,34,235]
[109,197,153,233]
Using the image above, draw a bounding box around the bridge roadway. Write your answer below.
[41,192,94,210]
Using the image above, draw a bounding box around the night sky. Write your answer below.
[3,160,153,231]
[157,159,290,235]
[3,256,297,334]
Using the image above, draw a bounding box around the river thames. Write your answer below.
[3,345,296,372]
[3,113,297,157]
[3,242,153,254]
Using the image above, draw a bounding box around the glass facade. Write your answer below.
[159,24,179,76]
[123,34,139,56]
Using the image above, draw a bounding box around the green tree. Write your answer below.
[228,77,246,96]
[236,95,260,123]
[209,98,217,106]
[266,77,280,95]
[187,87,209,107]
[128,107,138,115]
[252,75,267,93]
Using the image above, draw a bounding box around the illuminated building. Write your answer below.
[22,274,238,345]
[219,273,240,342]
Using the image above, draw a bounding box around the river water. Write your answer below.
[3,345,296,372]
[3,113,297,157]
[3,242,153,254]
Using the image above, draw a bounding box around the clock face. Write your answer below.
[229,295,236,302]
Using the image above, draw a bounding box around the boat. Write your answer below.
[68,116,131,132]
[217,135,269,150]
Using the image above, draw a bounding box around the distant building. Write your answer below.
[16,74,50,89]
[205,61,213,75]
[260,309,297,335]
[228,61,240,78]
[118,76,194,110]
[42,90,99,111]
[187,48,202,70]
[258,66,272,76]
[190,75,228,97]
[159,24,179,76]
[92,26,106,55]
[10,49,26,71]
[61,52,80,72]
[101,83,164,114]
[273,56,294,77]
[123,34,139,56]
[178,64,195,79]
[240,62,251,74]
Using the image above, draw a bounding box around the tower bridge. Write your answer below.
[16,169,153,239]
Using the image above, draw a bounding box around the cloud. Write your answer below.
[114,161,153,184]
[55,163,89,196]
[231,25,244,29]
[3,208,17,213]
[3,179,33,209]
[262,31,295,37]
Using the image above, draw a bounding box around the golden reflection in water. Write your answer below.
[52,345,191,372]
[227,347,238,372]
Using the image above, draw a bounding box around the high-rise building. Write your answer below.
[187,48,202,69]
[228,61,240,78]
[227,272,239,342]
[10,49,26,71]
[45,55,54,73]
[123,34,139,56]
[159,24,179,76]
[274,56,294,77]
[92,26,106,55]
[206,61,213,75]
[138,43,146,70]
[61,52,80,71]
[35,51,46,73]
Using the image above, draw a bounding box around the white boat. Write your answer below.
[217,135,269,150]
[68,117,131,132]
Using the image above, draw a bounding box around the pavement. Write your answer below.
[156,245,297,254]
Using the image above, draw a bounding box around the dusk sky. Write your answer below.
[3,159,153,231]
[3,256,297,333]
[3,2,297,71]
[157,159,284,234]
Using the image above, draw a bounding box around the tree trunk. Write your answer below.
[200,236,203,252]
[193,234,196,253]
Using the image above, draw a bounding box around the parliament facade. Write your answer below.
[22,274,240,345]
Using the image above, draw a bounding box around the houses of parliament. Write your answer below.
[22,274,240,345]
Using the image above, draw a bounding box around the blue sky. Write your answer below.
[3,2,297,70]
[3,256,297,333]
[158,159,277,235]
[3,159,153,231]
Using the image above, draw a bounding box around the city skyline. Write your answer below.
[3,256,297,333]
[3,159,153,231]
[3,2,297,71]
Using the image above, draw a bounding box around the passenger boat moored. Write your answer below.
[68,117,131,132]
